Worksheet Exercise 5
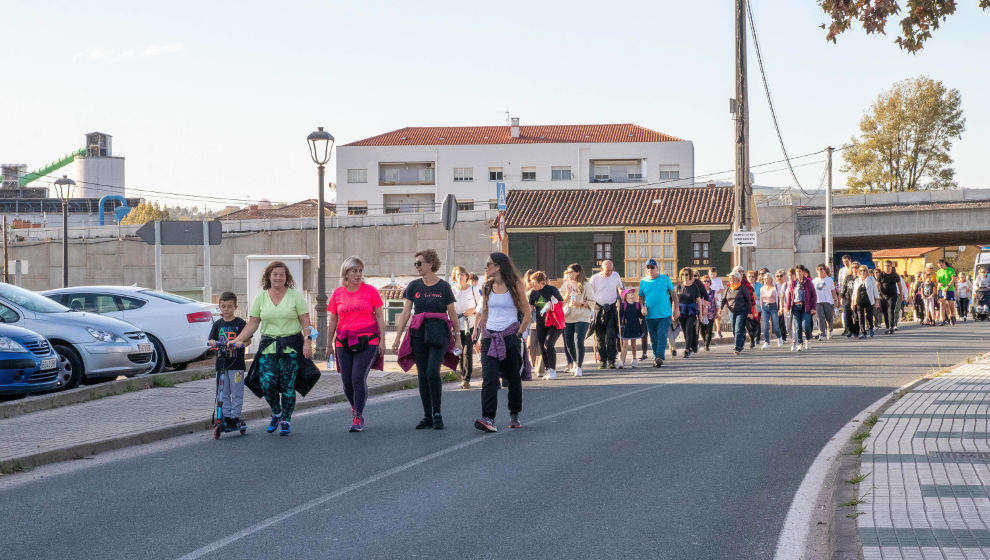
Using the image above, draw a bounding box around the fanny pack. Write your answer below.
[336,334,378,354]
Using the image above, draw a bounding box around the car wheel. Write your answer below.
[147,335,167,374]
[53,344,84,391]
[170,362,188,371]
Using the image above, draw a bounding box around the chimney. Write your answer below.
[248,204,259,217]
[510,117,520,138]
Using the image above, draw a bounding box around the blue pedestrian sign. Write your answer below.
[496,181,506,211]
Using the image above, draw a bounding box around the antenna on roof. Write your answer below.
[504,109,511,125]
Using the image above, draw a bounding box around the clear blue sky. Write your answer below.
[2,0,987,208]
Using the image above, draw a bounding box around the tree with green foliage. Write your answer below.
[120,201,171,225]
[842,76,964,193]
[818,0,989,52]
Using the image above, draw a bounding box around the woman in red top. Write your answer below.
[326,256,386,433]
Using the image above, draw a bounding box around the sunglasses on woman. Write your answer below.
[414,261,424,268]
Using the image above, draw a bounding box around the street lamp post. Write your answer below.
[54,175,76,288]
[307,127,334,361]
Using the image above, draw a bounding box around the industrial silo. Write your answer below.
[74,132,124,198]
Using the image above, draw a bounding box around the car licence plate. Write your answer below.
[138,343,153,353]
[40,357,58,370]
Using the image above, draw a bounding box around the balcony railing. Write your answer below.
[590,174,645,184]
[378,179,436,186]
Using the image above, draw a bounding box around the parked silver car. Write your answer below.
[0,283,155,390]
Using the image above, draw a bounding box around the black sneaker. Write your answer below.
[474,417,497,432]
[432,413,444,430]
[222,417,236,432]
[508,413,521,429]
[235,418,246,434]
[415,417,433,429]
[653,358,663,368]
[599,362,608,370]
[671,348,678,356]
[607,362,616,369]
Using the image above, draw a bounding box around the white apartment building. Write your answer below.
[335,119,694,215]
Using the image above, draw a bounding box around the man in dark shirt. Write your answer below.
[876,260,904,334]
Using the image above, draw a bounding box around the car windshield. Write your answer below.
[0,283,70,313]
[138,289,197,304]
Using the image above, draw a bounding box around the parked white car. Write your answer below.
[42,286,219,373]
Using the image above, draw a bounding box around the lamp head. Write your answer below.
[307,126,335,165]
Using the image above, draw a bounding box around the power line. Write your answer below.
[746,0,815,196]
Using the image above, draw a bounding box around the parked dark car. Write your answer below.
[0,323,60,396]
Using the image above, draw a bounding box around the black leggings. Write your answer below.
[535,322,561,371]
[458,330,474,381]
[481,335,523,419]
[411,335,444,417]
[678,314,699,353]
[699,320,714,349]
[856,305,875,333]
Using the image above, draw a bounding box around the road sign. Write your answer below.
[496,181,506,211]
[731,230,757,248]
[137,220,222,246]
[441,194,458,231]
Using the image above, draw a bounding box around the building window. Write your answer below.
[378,162,435,186]
[551,166,572,181]
[489,199,498,210]
[521,167,536,181]
[659,165,680,181]
[457,200,475,211]
[453,167,473,182]
[591,159,643,183]
[595,241,613,268]
[488,167,504,181]
[624,228,676,277]
[347,201,368,216]
[690,232,711,266]
[347,169,367,183]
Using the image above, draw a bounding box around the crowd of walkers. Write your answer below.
[217,251,988,437]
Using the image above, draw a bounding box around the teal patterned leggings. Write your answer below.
[258,353,298,421]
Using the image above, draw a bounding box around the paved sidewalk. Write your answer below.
[861,354,990,559]
[0,360,411,472]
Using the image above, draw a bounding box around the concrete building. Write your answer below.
[74,132,125,199]
[335,119,694,216]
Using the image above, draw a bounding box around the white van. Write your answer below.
[973,248,990,279]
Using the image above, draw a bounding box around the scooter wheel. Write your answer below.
[213,423,222,440]
[239,427,247,435]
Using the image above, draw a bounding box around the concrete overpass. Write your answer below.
[753,188,990,271]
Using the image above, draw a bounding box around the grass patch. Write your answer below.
[852,432,871,443]
[849,444,867,456]
[840,491,871,508]
[846,511,865,519]
[441,370,461,383]
[846,472,871,485]
[153,376,176,388]
[864,414,879,428]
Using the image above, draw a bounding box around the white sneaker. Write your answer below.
[545,369,557,380]
[776,338,783,348]
[826,331,832,340]
[803,341,810,350]
[616,361,625,369]
[631,359,639,368]
[760,342,769,349]
[790,343,797,352]
[574,367,583,377]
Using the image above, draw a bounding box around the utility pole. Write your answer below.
[2,215,8,284]
[825,146,834,273]
[733,0,750,270]
[54,175,75,287]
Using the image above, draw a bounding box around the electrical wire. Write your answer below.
[746,0,816,196]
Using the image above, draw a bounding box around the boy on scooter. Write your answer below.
[208,292,248,433]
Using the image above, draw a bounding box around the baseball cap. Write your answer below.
[645,258,658,268]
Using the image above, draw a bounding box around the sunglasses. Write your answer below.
[485,261,496,268]
[414,261,424,268]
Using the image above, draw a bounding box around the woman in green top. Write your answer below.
[231,261,314,436]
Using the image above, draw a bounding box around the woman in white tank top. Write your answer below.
[472,252,532,433]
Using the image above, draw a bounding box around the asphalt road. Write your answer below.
[1,321,988,560]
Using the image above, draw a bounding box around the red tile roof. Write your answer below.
[219,199,336,220]
[507,186,733,228]
[343,124,682,147]
[872,247,940,259]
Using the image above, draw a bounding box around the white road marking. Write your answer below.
[175,373,704,560]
